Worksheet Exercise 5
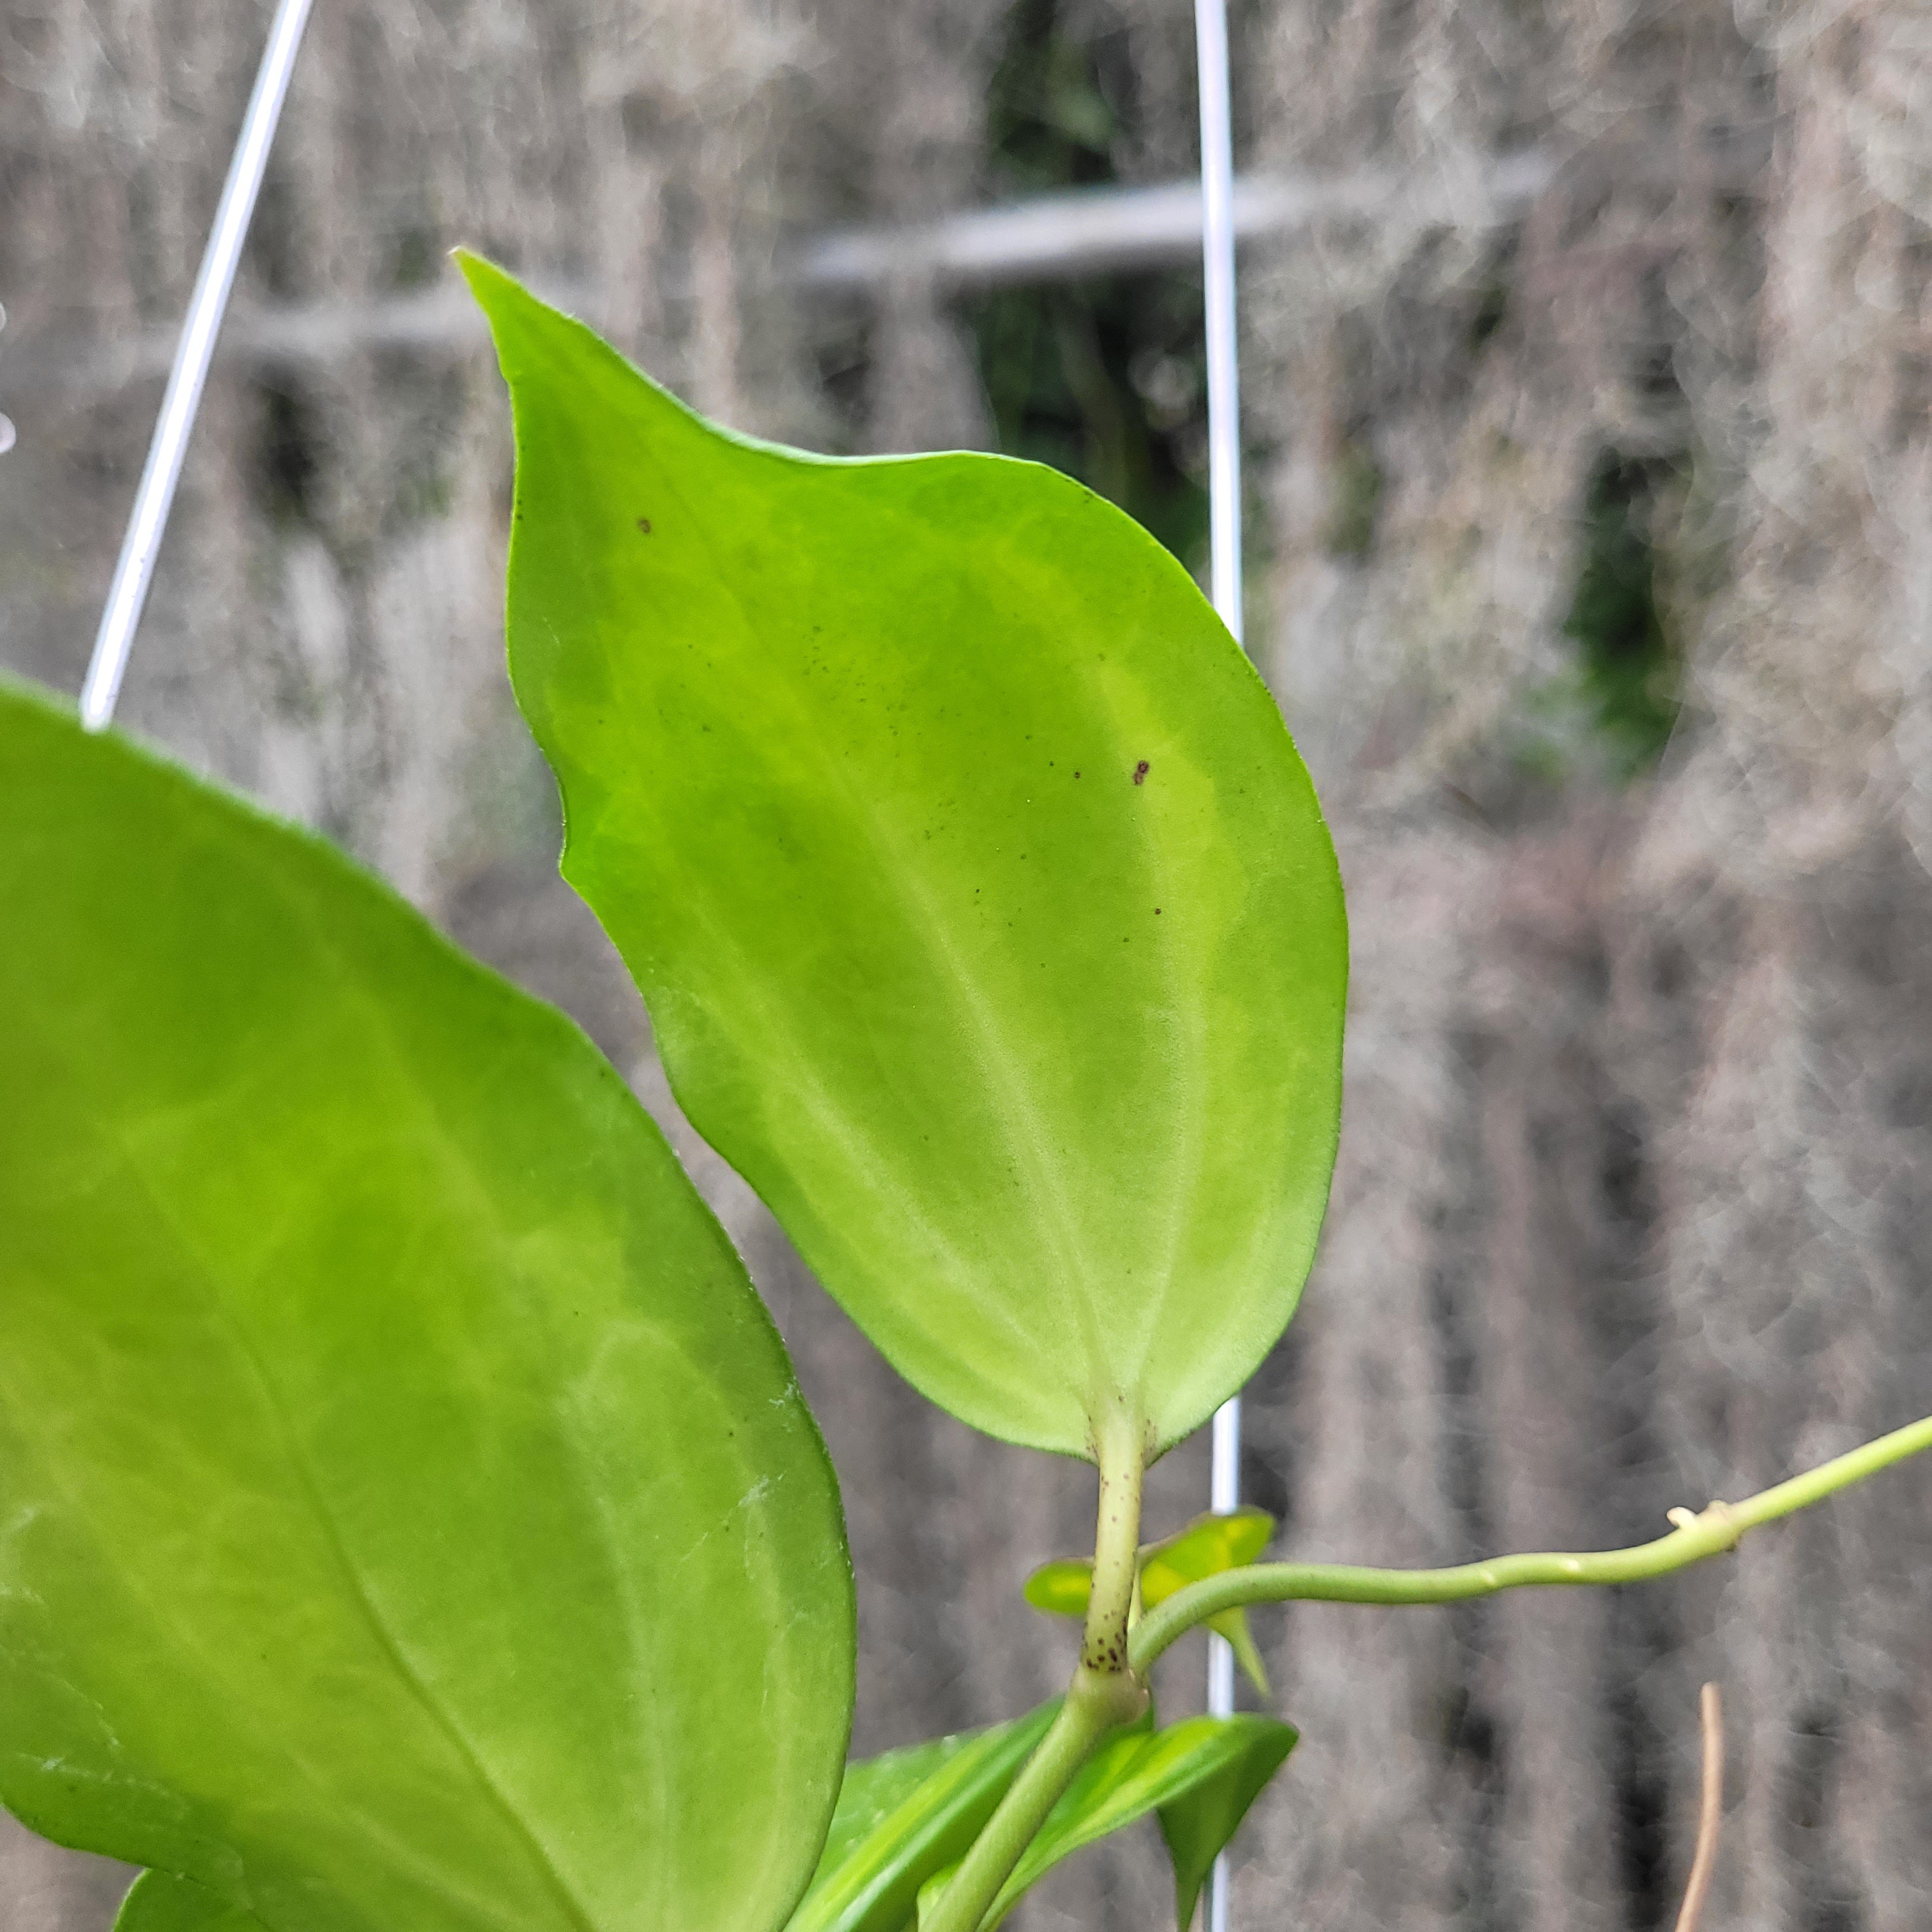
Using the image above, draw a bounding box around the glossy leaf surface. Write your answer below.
[0,686,854,1932]
[790,1704,1058,1932]
[463,257,1348,1460]
[115,1874,266,1932]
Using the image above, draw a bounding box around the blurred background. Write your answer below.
[3,0,1931,1926]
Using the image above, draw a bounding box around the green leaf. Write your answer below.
[115,1874,267,1932]
[0,684,854,1932]
[790,1704,1059,1932]
[985,1717,1295,1931]
[1141,1509,1275,1698]
[1021,1561,1096,1618]
[1155,1721,1298,1932]
[1021,1508,1275,1694]
[914,1862,960,1929]
[1201,1613,1271,1701]
[461,256,1348,1462]
[813,1739,975,1887]
[1137,1508,1275,1604]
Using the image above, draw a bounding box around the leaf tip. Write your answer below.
[452,245,518,311]
[452,250,579,385]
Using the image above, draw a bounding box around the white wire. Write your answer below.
[1196,0,1243,648]
[1195,0,1244,1924]
[79,0,317,733]
[1208,1391,1242,1730]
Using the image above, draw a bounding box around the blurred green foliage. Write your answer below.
[972,3,1682,789]
[969,0,1210,571]
[1323,438,1384,562]
[1560,450,1681,779]
[1519,448,1682,786]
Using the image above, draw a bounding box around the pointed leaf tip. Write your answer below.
[452,244,518,319]
[452,244,519,303]
[1158,1719,1298,1932]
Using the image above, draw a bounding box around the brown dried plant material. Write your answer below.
[1673,1683,1726,1932]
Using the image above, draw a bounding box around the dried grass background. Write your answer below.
[2,0,1929,1928]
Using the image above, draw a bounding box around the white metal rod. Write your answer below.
[79,0,316,733]
[1196,0,1243,647]
[1196,0,1243,1923]
[1208,1388,1242,1722]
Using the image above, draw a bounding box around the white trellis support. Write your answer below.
[1193,0,1245,1928]
[79,0,316,732]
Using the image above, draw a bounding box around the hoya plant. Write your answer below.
[3,259,1927,1932]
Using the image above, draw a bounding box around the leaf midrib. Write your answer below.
[602,454,1126,1402]
[15,795,610,1932]
[38,1061,601,1932]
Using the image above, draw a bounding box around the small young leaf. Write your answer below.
[983,1715,1296,1929]
[1156,1721,1298,1931]
[1138,1508,1276,1604]
[114,1874,266,1932]
[1020,1561,1096,1618]
[812,1736,979,1887]
[0,685,854,1932]
[790,1705,1059,1932]
[1020,1508,1276,1694]
[462,256,1348,1464]
[1140,1508,1276,1697]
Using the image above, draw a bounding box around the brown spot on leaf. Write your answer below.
[1133,760,1149,785]
[636,517,653,533]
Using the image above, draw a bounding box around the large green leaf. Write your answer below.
[789,1704,1059,1932]
[461,256,1348,1461]
[0,684,854,1932]
[115,1873,266,1932]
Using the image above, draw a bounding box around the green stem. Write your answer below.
[921,1665,1144,1932]
[925,1416,1151,1932]
[1080,1414,1145,1673]
[1130,1412,1932,1675]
